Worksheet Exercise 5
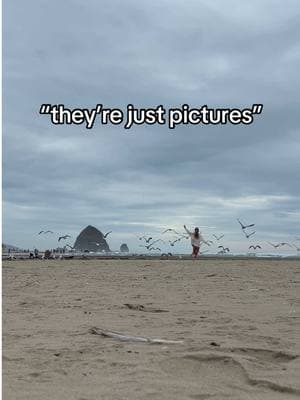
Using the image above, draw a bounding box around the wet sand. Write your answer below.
[3,258,300,399]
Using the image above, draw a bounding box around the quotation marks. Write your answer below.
[252,104,263,114]
[38,103,264,130]
[40,104,51,114]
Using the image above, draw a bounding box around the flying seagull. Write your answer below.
[249,245,261,250]
[280,242,293,248]
[292,244,300,252]
[162,228,180,235]
[153,247,162,252]
[139,244,155,250]
[218,245,230,252]
[103,231,112,238]
[44,230,53,234]
[139,236,153,243]
[169,238,181,247]
[267,242,282,249]
[237,218,255,230]
[58,235,71,242]
[213,234,224,241]
[149,239,165,245]
[243,230,256,239]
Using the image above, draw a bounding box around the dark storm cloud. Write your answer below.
[3,0,300,252]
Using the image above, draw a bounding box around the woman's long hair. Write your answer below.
[194,227,200,239]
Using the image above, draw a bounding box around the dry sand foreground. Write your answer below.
[3,259,300,400]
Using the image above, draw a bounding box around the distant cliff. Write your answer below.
[120,243,129,252]
[73,225,110,252]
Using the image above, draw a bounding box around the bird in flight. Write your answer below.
[162,228,180,235]
[249,245,261,250]
[237,219,255,230]
[169,238,181,247]
[103,231,112,238]
[292,244,300,252]
[218,247,230,254]
[148,239,165,246]
[58,235,71,242]
[218,245,230,252]
[213,234,224,241]
[139,236,153,243]
[243,230,256,239]
[147,246,162,252]
[200,250,209,254]
[139,244,155,250]
[267,242,282,249]
[44,230,53,234]
[38,231,44,235]
[280,242,292,248]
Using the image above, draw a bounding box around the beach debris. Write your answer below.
[89,327,183,344]
[210,341,220,347]
[124,303,168,313]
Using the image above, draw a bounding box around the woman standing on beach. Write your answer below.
[184,225,210,258]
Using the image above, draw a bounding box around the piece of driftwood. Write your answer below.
[124,303,168,313]
[89,327,183,344]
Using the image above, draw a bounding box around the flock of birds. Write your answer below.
[36,230,113,250]
[135,218,299,255]
[38,231,71,242]
[36,220,300,256]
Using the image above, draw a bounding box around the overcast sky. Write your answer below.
[3,0,300,254]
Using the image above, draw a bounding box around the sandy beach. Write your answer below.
[3,258,300,399]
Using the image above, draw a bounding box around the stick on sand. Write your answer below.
[89,327,183,344]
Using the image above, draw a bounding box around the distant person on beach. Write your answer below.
[184,225,210,258]
[34,248,39,258]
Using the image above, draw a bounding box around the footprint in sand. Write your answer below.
[159,353,300,399]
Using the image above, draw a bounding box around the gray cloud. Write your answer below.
[3,0,300,253]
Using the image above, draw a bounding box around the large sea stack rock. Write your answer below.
[120,243,129,252]
[74,225,110,252]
